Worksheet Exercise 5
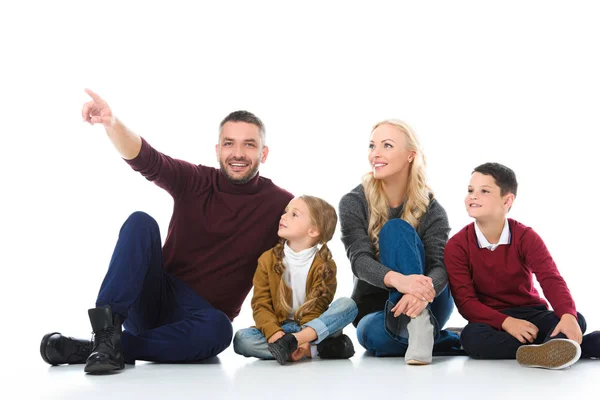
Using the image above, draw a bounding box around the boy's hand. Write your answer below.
[501,317,539,344]
[550,314,583,344]
[391,294,428,318]
[268,330,285,344]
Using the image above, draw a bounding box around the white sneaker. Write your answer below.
[516,339,581,370]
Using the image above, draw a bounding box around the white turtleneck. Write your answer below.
[283,242,319,320]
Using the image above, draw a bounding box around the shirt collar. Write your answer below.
[475,219,511,251]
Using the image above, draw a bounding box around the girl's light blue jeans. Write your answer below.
[233,297,358,359]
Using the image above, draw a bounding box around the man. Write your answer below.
[40,89,293,374]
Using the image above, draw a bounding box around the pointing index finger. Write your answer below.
[84,88,104,103]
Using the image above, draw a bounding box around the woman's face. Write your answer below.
[368,123,414,181]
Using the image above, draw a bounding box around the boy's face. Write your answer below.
[465,172,514,221]
[278,198,320,243]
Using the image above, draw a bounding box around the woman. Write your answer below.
[339,119,459,364]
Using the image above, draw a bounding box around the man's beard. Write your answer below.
[219,158,260,185]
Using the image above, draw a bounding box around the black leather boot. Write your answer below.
[40,333,92,365]
[268,333,298,365]
[84,305,125,374]
[316,334,355,359]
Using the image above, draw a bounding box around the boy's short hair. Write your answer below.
[473,162,518,197]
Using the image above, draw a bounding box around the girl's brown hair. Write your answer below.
[273,195,337,322]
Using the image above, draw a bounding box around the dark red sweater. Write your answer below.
[126,138,293,320]
[444,219,576,330]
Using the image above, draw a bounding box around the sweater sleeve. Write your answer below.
[419,200,450,297]
[521,228,577,318]
[251,251,282,340]
[299,258,337,325]
[445,237,509,330]
[125,137,205,199]
[339,192,391,289]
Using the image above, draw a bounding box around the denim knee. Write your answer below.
[124,211,159,231]
[380,219,415,239]
[189,310,233,358]
[233,329,260,356]
[331,297,359,318]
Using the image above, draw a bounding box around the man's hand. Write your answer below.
[390,294,428,318]
[551,314,583,344]
[267,330,285,344]
[82,88,115,127]
[501,317,539,344]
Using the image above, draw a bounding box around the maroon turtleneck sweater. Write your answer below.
[125,138,293,320]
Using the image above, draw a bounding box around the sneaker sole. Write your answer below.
[516,339,581,370]
[40,332,60,365]
[406,359,431,366]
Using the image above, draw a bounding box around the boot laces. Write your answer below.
[94,326,116,347]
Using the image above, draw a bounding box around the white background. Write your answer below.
[1,0,598,363]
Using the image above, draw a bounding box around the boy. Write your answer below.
[444,162,599,369]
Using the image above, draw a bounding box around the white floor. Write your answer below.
[13,326,600,400]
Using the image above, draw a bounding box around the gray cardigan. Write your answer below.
[339,184,450,324]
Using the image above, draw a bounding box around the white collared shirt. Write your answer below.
[475,220,511,251]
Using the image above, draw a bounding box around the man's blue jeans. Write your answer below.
[96,212,233,362]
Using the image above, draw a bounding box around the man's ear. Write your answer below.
[261,145,269,164]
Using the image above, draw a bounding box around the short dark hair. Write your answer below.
[219,110,266,144]
[473,162,518,197]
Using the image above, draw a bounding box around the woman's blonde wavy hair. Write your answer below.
[362,120,432,255]
[273,195,337,322]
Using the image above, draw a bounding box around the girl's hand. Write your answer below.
[551,314,583,344]
[268,330,285,344]
[290,343,311,361]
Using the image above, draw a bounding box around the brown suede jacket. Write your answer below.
[251,247,337,340]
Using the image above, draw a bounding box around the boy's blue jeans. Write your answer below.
[233,297,358,359]
[356,219,459,357]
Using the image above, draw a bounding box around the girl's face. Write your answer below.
[278,198,320,243]
[368,123,415,181]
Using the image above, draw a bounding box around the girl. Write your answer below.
[234,195,358,364]
[339,119,460,365]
